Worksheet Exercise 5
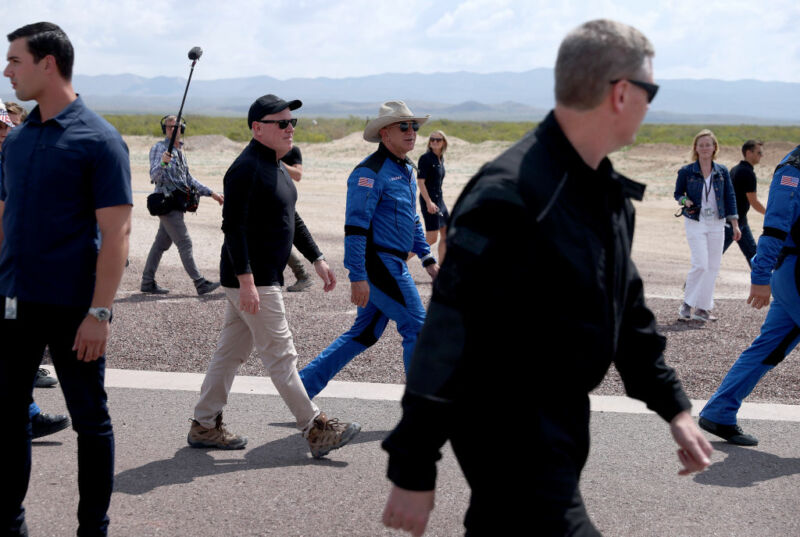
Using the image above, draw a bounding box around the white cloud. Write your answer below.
[1,0,798,82]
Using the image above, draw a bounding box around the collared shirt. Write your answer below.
[149,138,212,197]
[0,96,132,307]
[417,150,445,200]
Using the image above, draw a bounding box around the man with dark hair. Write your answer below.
[189,94,360,459]
[1,22,132,536]
[381,19,711,537]
[723,139,766,267]
[6,22,74,80]
[141,114,223,295]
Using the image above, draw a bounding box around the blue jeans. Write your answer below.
[723,220,757,268]
[300,253,426,399]
[0,300,114,537]
[700,256,800,425]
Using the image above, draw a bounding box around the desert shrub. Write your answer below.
[103,114,800,146]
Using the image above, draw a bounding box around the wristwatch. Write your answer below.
[87,307,112,322]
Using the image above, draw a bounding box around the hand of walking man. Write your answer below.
[747,284,771,309]
[73,316,109,362]
[670,411,713,475]
[383,486,434,537]
[350,280,369,308]
[314,259,337,292]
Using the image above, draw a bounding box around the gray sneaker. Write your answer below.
[305,412,361,459]
[287,276,313,292]
[141,281,169,294]
[691,309,717,322]
[187,414,247,450]
[678,302,691,321]
[34,367,58,388]
[196,279,221,296]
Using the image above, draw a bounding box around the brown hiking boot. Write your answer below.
[187,414,247,450]
[305,412,361,459]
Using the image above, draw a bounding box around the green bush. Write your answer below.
[103,114,800,146]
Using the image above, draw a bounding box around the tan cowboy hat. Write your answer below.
[363,100,430,143]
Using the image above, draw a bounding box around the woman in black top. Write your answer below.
[417,130,449,261]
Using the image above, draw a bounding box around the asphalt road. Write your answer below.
[24,375,800,537]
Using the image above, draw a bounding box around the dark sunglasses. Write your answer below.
[395,121,420,132]
[610,79,659,103]
[255,118,298,129]
[429,137,444,142]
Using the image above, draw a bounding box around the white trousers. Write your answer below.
[684,216,725,310]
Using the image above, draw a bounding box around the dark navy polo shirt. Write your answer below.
[0,96,132,308]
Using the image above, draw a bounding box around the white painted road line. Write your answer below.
[102,368,800,422]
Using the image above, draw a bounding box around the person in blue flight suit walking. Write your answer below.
[700,143,800,446]
[300,101,439,399]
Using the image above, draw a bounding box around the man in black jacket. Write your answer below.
[188,95,360,459]
[381,19,712,537]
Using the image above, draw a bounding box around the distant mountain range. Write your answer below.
[2,68,798,124]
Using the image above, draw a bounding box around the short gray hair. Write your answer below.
[555,19,654,110]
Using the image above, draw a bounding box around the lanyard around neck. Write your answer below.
[704,174,713,202]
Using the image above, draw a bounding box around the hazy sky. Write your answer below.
[3,0,799,82]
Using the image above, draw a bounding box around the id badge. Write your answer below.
[703,208,714,217]
[4,296,17,319]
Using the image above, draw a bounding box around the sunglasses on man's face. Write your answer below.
[609,79,659,103]
[395,121,420,133]
[255,118,298,129]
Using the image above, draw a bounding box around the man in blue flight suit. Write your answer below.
[300,101,439,399]
[700,143,800,446]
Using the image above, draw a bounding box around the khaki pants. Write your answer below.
[194,286,319,430]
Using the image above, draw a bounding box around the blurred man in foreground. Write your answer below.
[381,19,712,537]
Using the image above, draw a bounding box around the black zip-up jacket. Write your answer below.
[220,140,321,288]
[382,111,691,533]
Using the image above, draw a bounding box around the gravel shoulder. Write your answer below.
[100,135,800,405]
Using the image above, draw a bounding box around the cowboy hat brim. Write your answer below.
[363,114,430,143]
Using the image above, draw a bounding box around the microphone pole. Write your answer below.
[165,46,203,160]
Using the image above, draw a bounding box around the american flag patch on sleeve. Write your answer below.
[358,177,374,188]
[780,175,799,188]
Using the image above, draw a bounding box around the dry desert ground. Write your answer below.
[104,133,800,405]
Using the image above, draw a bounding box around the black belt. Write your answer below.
[776,246,800,269]
[373,244,407,259]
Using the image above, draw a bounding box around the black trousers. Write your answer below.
[0,299,114,537]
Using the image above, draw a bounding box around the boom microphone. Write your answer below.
[165,46,203,157]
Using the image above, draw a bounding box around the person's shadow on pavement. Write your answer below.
[693,442,800,488]
[113,429,389,495]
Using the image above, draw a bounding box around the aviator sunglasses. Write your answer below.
[609,79,659,103]
[254,118,298,129]
[395,121,420,132]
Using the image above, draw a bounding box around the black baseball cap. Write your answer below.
[247,94,302,128]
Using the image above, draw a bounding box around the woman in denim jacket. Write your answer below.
[674,129,740,322]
